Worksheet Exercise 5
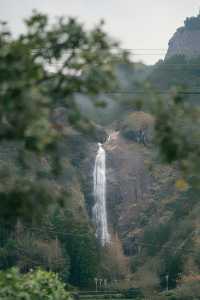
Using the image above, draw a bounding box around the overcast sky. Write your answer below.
[0,0,199,64]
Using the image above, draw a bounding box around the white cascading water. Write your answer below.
[93,142,110,246]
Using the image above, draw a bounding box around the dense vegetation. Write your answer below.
[149,55,200,95]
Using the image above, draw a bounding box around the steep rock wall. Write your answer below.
[166,29,200,60]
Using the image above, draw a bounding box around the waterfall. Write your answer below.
[93,142,110,246]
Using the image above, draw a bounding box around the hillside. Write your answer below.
[0,8,200,300]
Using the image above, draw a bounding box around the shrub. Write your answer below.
[122,111,154,144]
[122,287,144,299]
[0,268,71,300]
[143,223,172,256]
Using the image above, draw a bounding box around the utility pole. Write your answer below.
[104,279,107,290]
[94,278,98,292]
[166,274,169,291]
[99,278,103,290]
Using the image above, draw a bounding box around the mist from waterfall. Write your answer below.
[93,143,110,246]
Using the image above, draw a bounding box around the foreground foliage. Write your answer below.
[0,268,71,299]
[0,10,127,225]
[0,11,127,289]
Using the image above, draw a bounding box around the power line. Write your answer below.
[96,91,200,95]
[31,48,168,51]
[1,89,200,95]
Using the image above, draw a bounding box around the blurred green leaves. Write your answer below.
[0,268,71,300]
[0,11,127,223]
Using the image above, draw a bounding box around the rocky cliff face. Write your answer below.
[80,111,168,251]
[165,14,200,60]
[104,130,177,255]
[105,133,154,253]
[80,112,176,258]
[166,29,200,60]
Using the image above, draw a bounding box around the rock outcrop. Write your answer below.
[105,132,154,254]
[166,29,200,60]
[80,111,178,259]
[165,14,200,60]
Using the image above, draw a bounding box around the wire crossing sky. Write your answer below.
[0,0,200,64]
